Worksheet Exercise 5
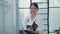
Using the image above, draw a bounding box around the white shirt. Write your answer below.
[26,15,37,26]
[23,15,37,29]
[23,15,43,34]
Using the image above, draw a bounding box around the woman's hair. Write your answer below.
[30,2,38,10]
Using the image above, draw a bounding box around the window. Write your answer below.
[49,0,60,34]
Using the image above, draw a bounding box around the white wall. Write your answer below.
[49,0,60,34]
[0,1,4,34]
[0,0,16,34]
[49,8,60,32]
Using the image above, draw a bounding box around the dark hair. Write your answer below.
[30,2,38,9]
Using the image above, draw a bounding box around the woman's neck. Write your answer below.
[31,14,36,21]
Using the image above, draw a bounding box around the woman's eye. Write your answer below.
[31,8,36,9]
[31,8,33,9]
[34,8,36,9]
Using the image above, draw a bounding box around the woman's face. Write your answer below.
[30,5,38,15]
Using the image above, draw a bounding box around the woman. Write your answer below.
[24,2,40,34]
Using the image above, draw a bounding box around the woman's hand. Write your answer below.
[27,27,34,32]
[25,27,39,34]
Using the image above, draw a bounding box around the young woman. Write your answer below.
[24,2,40,34]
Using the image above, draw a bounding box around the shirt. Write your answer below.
[26,15,37,26]
[23,15,43,34]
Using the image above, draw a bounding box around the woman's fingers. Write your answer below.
[27,27,30,30]
[27,27,34,32]
[28,29,33,32]
[30,27,33,29]
[27,27,33,29]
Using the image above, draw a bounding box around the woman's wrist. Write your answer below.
[27,30,39,34]
[25,29,39,34]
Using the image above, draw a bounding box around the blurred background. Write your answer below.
[0,0,60,34]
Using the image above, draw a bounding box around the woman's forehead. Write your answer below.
[30,5,37,8]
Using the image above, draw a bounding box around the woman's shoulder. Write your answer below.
[26,15,31,19]
[25,15,30,21]
[24,16,30,23]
